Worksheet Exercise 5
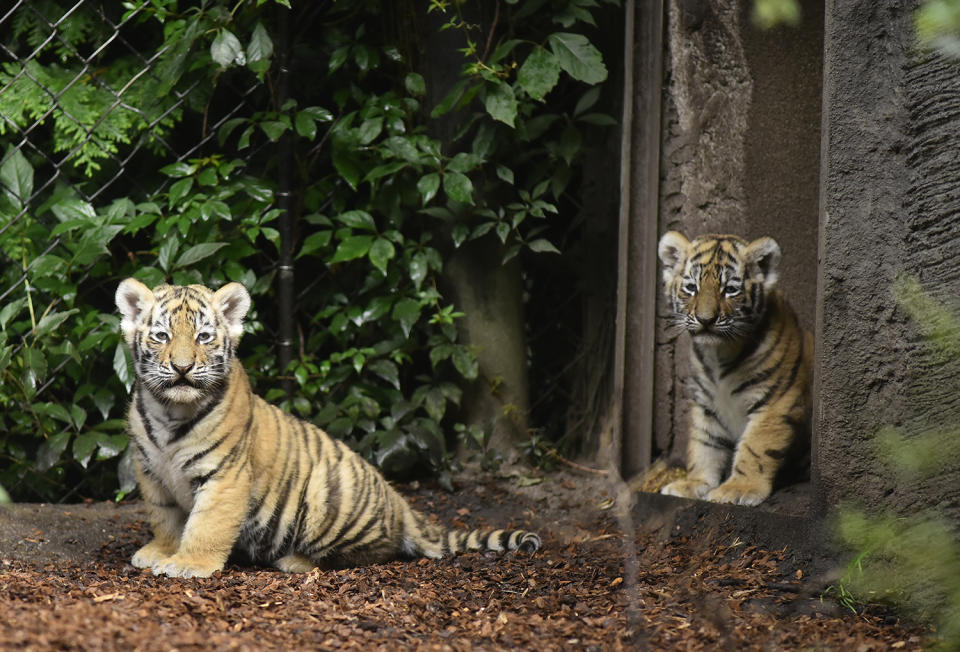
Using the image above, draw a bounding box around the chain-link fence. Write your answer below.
[0,1,278,500]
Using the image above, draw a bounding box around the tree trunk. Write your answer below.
[445,237,530,458]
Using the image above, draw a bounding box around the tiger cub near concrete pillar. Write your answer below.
[115,278,540,578]
[657,232,812,506]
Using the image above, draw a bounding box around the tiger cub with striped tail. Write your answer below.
[115,278,540,578]
[657,232,812,506]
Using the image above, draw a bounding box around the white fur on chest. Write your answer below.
[693,345,765,442]
[134,394,222,512]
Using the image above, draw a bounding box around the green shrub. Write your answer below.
[0,0,618,501]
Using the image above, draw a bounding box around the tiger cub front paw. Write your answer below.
[151,553,223,579]
[661,478,711,500]
[706,478,771,506]
[131,541,177,569]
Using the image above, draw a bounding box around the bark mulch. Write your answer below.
[0,476,931,651]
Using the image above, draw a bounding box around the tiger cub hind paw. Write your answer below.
[131,541,176,569]
[150,553,223,579]
[274,554,317,573]
[706,479,770,506]
[661,478,711,500]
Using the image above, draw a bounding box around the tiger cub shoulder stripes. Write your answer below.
[115,278,540,578]
[656,232,812,506]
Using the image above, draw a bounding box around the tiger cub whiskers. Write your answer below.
[657,232,812,506]
[116,278,540,578]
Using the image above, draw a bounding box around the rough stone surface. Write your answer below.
[653,0,823,472]
[816,0,960,517]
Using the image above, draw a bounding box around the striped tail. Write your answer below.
[403,509,541,558]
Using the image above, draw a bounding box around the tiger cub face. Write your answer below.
[116,279,250,404]
[657,231,781,343]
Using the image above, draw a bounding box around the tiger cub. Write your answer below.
[115,278,540,578]
[657,232,812,506]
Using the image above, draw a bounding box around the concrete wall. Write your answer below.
[815,0,960,516]
[649,0,823,471]
[627,0,960,520]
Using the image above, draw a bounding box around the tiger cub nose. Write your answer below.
[696,314,717,327]
[171,362,194,376]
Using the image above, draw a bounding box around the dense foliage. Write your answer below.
[0,0,619,501]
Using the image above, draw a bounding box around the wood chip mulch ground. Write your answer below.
[0,477,931,651]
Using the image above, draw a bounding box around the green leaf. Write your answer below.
[114,342,135,392]
[96,434,128,460]
[0,148,34,210]
[528,238,561,254]
[409,253,428,290]
[168,177,194,207]
[384,136,420,163]
[34,309,79,339]
[392,299,421,338]
[175,242,229,268]
[22,347,47,391]
[37,432,70,471]
[157,236,179,273]
[332,143,361,190]
[452,346,478,379]
[443,171,474,205]
[547,32,607,84]
[50,198,96,224]
[421,387,446,421]
[247,22,274,63]
[574,86,601,116]
[330,235,374,263]
[369,237,396,274]
[404,72,426,97]
[451,224,469,249]
[71,225,124,266]
[297,230,332,259]
[358,117,384,145]
[30,254,67,277]
[72,432,100,469]
[447,152,480,174]
[260,120,288,141]
[429,343,455,368]
[472,122,495,159]
[432,79,469,119]
[159,161,196,178]
[518,46,561,101]
[337,210,377,231]
[301,106,334,122]
[211,29,245,68]
[484,81,518,127]
[496,165,515,184]
[218,118,248,146]
[417,173,440,205]
[0,298,26,331]
[238,125,255,150]
[368,359,401,390]
[295,112,317,139]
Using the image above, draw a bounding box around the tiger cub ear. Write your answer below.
[116,278,156,346]
[744,236,782,290]
[658,231,691,286]
[213,282,251,340]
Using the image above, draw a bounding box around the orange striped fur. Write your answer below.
[657,232,812,506]
[115,279,540,578]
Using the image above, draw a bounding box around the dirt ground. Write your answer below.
[0,470,931,651]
